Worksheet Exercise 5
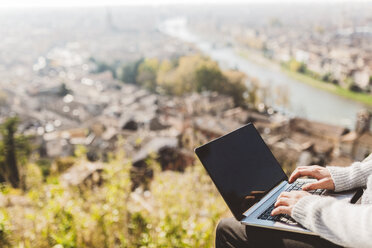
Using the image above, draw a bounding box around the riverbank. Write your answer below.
[238,49,372,107]
[282,68,372,107]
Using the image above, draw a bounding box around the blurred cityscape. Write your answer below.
[0,2,371,247]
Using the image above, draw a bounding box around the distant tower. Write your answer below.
[105,8,115,31]
[355,109,372,134]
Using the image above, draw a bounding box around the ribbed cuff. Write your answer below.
[292,195,320,226]
[327,166,354,192]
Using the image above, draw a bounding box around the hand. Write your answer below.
[271,191,310,216]
[289,165,335,191]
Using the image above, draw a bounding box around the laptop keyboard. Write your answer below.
[257,181,324,224]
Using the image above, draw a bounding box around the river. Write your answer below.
[159,18,372,129]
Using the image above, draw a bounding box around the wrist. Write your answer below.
[327,166,353,192]
[292,195,320,222]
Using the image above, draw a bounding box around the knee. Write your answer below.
[216,217,248,248]
[216,218,234,239]
[216,218,230,247]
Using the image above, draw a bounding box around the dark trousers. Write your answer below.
[216,217,343,248]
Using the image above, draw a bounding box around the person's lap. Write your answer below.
[216,217,342,248]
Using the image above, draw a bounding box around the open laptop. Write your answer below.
[195,123,359,235]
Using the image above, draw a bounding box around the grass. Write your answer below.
[282,68,372,107]
[0,155,228,248]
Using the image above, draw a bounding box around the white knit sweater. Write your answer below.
[292,154,372,248]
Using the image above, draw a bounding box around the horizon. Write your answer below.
[1,0,372,9]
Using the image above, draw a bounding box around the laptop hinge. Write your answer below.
[243,180,288,217]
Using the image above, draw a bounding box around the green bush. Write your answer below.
[36,158,53,179]
[0,209,11,247]
[54,157,75,174]
[0,154,227,247]
[120,55,250,107]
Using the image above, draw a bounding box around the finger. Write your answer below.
[278,191,290,198]
[289,166,308,183]
[271,206,291,216]
[289,167,311,182]
[302,181,323,191]
[288,168,300,183]
[289,168,321,182]
[302,178,330,191]
[274,198,289,207]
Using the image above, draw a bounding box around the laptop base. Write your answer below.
[241,179,360,235]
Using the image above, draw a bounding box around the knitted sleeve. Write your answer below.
[327,156,372,192]
[293,195,372,248]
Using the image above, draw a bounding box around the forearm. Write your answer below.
[292,195,372,248]
[327,158,372,192]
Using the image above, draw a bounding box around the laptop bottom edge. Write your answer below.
[240,221,318,236]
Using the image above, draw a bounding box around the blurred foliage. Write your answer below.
[36,158,53,179]
[0,151,228,247]
[0,90,7,107]
[74,145,87,158]
[89,57,118,79]
[284,59,337,86]
[0,117,31,188]
[53,157,76,174]
[121,55,251,107]
[136,58,160,93]
[0,209,11,247]
[120,58,144,84]
[284,58,372,96]
[25,163,43,190]
[287,59,306,74]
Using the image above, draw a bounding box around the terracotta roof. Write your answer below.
[328,156,354,167]
[289,132,334,154]
[341,131,358,143]
[193,115,242,137]
[290,118,348,141]
[359,132,372,146]
[132,137,178,163]
[61,162,104,186]
[341,131,372,146]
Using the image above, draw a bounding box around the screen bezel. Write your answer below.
[195,123,288,221]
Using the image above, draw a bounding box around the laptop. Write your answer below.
[195,123,360,235]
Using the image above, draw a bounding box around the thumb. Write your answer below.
[302,179,327,191]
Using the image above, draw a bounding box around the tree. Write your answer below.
[136,58,160,92]
[156,60,176,95]
[120,58,144,84]
[349,83,363,93]
[195,63,225,93]
[119,55,251,107]
[322,73,332,83]
[245,78,261,108]
[297,63,307,74]
[164,55,206,95]
[223,70,249,107]
[288,59,306,73]
[0,117,30,188]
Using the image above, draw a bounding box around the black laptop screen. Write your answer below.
[195,123,287,221]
